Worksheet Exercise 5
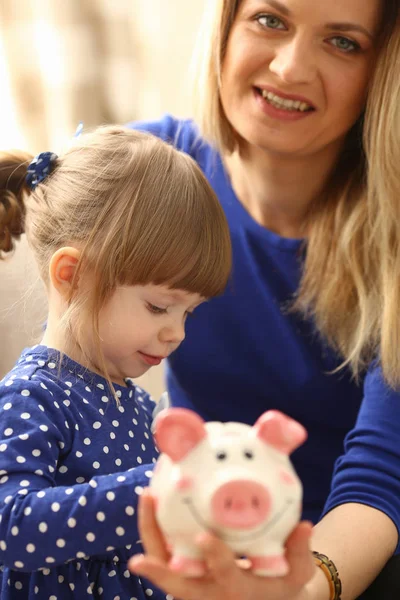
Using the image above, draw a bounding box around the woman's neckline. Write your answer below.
[217,154,305,251]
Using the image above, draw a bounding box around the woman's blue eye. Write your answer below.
[257,14,286,30]
[330,36,359,53]
[147,303,167,315]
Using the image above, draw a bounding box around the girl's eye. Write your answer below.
[330,36,360,53]
[146,303,167,315]
[256,14,286,30]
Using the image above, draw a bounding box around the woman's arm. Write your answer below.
[129,493,397,600]
[305,364,400,599]
[306,503,397,600]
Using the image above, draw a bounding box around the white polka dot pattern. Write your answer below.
[0,346,166,599]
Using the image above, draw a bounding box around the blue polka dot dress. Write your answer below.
[0,346,172,600]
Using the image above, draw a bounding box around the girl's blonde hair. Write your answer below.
[0,126,232,381]
[193,0,400,387]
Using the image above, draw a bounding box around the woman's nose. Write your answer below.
[269,37,317,85]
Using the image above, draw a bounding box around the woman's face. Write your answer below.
[220,0,382,157]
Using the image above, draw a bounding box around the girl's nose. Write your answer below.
[159,320,186,345]
[269,37,317,85]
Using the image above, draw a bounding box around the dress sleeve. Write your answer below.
[322,365,400,552]
[0,380,154,572]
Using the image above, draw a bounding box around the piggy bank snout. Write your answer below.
[211,480,271,529]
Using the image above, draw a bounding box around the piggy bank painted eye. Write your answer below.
[216,451,227,460]
[243,450,254,459]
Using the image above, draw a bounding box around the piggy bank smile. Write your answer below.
[182,494,296,543]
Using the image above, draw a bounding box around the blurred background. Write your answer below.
[0,0,205,397]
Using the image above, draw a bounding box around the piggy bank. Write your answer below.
[150,407,307,577]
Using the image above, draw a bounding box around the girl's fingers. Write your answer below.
[138,489,170,561]
[285,521,315,587]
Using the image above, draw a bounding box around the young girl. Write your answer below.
[0,125,231,599]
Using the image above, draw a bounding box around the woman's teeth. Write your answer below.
[261,89,312,112]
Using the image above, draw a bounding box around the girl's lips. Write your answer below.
[138,352,164,366]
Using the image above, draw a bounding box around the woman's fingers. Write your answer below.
[129,554,204,600]
[198,521,314,588]
[138,488,170,561]
[197,532,242,583]
[132,502,315,600]
[285,521,315,587]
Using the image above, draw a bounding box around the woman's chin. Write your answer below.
[244,127,312,158]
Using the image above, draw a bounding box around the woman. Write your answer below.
[129,0,400,598]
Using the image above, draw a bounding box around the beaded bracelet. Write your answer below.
[312,551,342,600]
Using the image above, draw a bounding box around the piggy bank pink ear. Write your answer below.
[154,408,207,462]
[254,410,307,455]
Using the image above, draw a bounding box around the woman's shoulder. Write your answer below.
[353,362,400,433]
[364,361,396,390]
[126,114,213,161]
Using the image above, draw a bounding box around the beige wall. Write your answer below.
[0,237,47,376]
[0,0,204,399]
[131,0,204,120]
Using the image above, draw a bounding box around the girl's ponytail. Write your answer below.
[0,151,33,257]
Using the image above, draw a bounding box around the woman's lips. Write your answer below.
[256,85,315,108]
[253,87,315,122]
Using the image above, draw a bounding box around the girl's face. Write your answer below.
[89,284,204,385]
[220,0,381,157]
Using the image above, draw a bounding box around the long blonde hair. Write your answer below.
[193,0,400,387]
[0,126,232,382]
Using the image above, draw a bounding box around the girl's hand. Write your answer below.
[128,489,315,600]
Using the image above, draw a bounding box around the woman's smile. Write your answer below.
[220,0,380,156]
[253,86,315,121]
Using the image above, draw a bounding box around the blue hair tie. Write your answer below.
[74,121,84,138]
[26,151,58,190]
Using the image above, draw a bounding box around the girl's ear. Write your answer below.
[49,247,81,299]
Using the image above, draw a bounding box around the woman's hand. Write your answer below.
[128,489,315,600]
